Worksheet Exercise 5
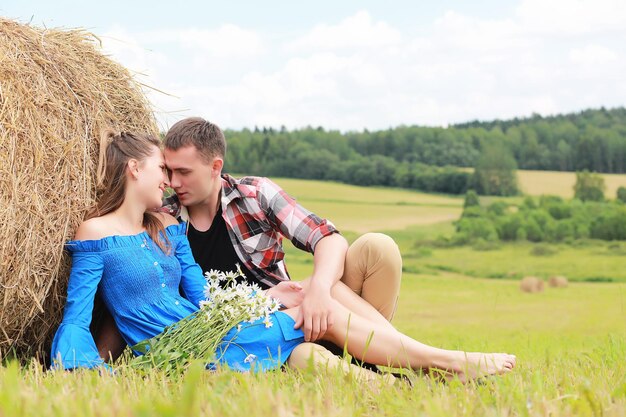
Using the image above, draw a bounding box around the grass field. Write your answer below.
[2,175,626,416]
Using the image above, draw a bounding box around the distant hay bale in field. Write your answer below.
[0,18,158,360]
[548,275,569,288]
[520,276,544,293]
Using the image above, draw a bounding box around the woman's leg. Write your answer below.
[281,301,516,381]
[287,342,395,385]
[297,279,394,330]
[287,280,394,377]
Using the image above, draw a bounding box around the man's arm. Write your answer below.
[294,233,348,341]
[257,177,346,341]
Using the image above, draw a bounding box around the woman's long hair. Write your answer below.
[87,129,170,254]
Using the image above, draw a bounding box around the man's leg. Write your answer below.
[297,233,402,323]
[340,233,402,321]
[288,233,403,375]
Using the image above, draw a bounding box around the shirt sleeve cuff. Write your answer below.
[308,221,340,253]
[50,323,105,370]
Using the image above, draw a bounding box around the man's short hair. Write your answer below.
[164,117,226,162]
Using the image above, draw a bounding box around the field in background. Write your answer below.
[272,176,624,415]
[271,169,626,232]
[3,173,626,416]
[273,177,463,233]
[517,170,626,198]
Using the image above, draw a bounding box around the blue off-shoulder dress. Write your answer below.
[50,222,304,372]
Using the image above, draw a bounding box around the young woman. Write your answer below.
[51,130,516,381]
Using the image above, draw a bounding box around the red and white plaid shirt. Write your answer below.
[160,174,339,287]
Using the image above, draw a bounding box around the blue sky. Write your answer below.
[2,1,625,131]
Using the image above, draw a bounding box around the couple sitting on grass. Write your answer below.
[50,117,516,382]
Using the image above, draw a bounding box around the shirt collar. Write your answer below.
[178,173,255,222]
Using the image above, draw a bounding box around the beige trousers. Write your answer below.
[287,233,402,380]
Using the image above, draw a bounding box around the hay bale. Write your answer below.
[548,275,568,288]
[520,276,544,293]
[0,18,158,360]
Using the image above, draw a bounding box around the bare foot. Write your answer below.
[442,352,516,383]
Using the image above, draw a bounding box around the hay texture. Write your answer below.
[0,18,158,359]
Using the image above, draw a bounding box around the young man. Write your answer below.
[160,117,403,373]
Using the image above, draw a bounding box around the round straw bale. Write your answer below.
[520,276,544,293]
[0,18,158,361]
[548,275,568,288]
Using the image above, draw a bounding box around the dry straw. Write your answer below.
[0,18,158,361]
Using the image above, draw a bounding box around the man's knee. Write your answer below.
[351,233,402,271]
[357,232,399,253]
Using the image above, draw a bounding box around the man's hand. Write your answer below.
[293,281,335,342]
[266,281,304,309]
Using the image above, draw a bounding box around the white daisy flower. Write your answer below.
[205,269,223,282]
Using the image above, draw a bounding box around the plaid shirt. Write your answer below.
[160,174,339,288]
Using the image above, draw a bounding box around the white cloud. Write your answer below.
[99,1,626,131]
[137,25,265,58]
[286,10,402,50]
[515,0,626,35]
[569,44,619,65]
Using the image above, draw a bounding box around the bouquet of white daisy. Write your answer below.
[127,265,281,375]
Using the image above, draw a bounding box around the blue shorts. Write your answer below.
[210,311,305,372]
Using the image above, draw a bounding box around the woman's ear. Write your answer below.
[127,158,140,180]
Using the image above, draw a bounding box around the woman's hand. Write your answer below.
[266,281,305,309]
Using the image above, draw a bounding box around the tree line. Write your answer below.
[221,107,626,194]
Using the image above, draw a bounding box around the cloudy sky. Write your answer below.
[3,1,626,131]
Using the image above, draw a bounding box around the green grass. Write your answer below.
[3,177,626,416]
[408,242,626,283]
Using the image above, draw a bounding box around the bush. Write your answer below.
[540,196,572,220]
[516,227,528,241]
[496,214,524,241]
[453,192,626,244]
[524,218,544,242]
[574,170,605,202]
[554,220,575,241]
[617,186,626,203]
[487,201,509,216]
[530,244,558,256]
[463,190,480,208]
[521,196,537,210]
[455,217,499,243]
[459,206,486,220]
[590,207,626,240]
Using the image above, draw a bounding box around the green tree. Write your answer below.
[574,170,605,202]
[471,144,518,196]
[463,190,480,208]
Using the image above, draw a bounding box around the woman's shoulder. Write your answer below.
[152,211,179,228]
[73,217,113,241]
[152,212,188,240]
[66,213,186,254]
[66,217,127,254]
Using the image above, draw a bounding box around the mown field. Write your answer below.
[2,171,625,416]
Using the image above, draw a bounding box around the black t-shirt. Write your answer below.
[186,206,264,288]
